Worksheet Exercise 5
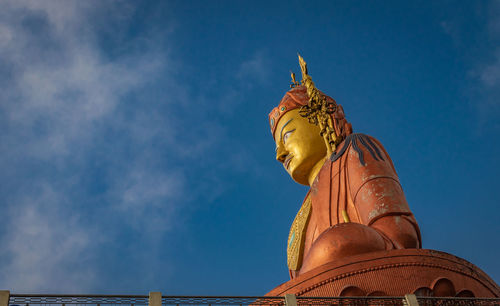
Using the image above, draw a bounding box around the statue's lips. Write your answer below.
[284,155,293,169]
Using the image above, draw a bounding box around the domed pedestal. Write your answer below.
[266,249,499,298]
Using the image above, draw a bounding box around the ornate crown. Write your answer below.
[296,54,340,155]
[269,55,347,155]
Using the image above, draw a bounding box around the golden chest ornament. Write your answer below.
[287,194,312,271]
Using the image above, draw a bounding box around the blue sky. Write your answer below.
[0,0,499,295]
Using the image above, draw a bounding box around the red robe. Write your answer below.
[289,133,421,278]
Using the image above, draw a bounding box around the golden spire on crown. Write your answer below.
[294,54,340,155]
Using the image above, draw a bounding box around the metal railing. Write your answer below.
[8,295,149,305]
[416,296,500,305]
[2,291,500,306]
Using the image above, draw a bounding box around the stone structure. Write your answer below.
[266,56,499,297]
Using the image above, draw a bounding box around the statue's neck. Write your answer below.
[308,157,327,187]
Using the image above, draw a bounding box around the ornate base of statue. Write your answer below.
[266,249,499,298]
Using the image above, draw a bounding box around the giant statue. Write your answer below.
[265,55,499,298]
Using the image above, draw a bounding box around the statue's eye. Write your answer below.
[283,129,295,144]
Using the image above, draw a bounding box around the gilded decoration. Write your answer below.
[287,194,312,271]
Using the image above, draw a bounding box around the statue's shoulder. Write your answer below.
[330,133,398,183]
[331,133,387,165]
[329,134,401,204]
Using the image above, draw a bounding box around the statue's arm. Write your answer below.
[371,214,421,249]
[353,177,421,249]
[347,135,421,249]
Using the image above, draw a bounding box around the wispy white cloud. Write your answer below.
[440,1,500,127]
[0,0,273,293]
[0,0,166,156]
[474,2,500,126]
[479,50,500,88]
[236,50,270,85]
[0,184,97,292]
[111,165,185,233]
[0,0,175,291]
[478,1,500,93]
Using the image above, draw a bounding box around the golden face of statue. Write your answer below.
[274,109,328,186]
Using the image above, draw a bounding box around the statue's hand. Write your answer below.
[300,223,387,274]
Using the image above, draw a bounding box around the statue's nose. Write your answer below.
[276,144,288,163]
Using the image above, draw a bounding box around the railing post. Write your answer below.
[149,292,162,306]
[284,294,297,306]
[403,294,419,306]
[0,291,10,306]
